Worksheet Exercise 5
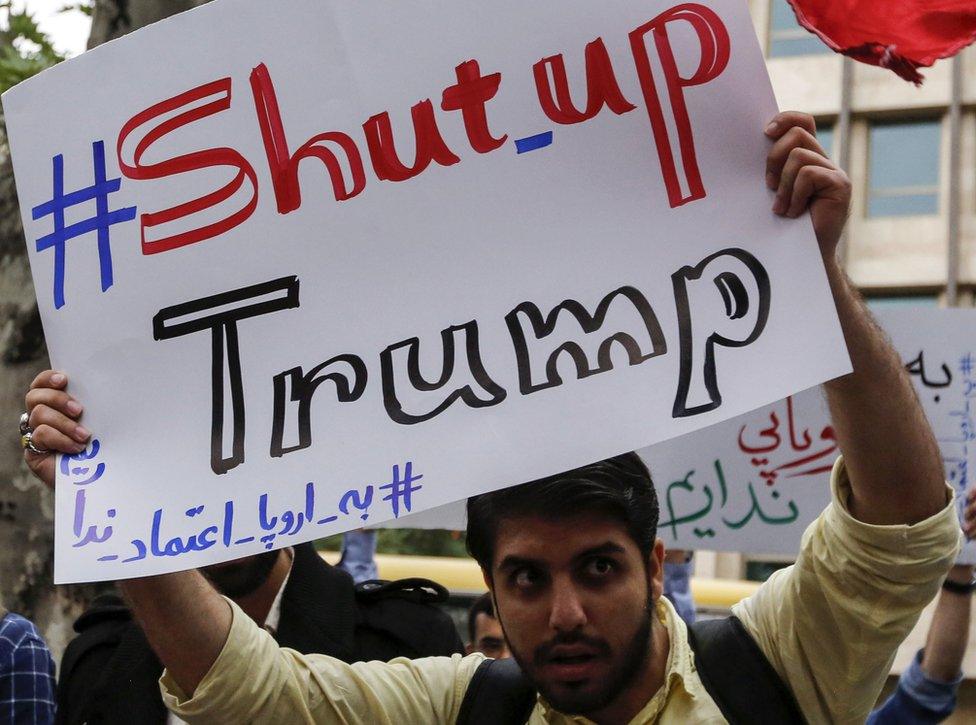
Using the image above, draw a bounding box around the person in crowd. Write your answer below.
[867,555,974,723]
[662,549,695,626]
[338,529,380,584]
[0,603,56,724]
[466,592,510,659]
[21,111,962,723]
[21,417,462,725]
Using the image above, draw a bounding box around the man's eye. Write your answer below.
[584,558,615,577]
[513,568,541,588]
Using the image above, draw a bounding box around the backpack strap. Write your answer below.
[354,577,449,605]
[687,616,806,724]
[456,657,536,725]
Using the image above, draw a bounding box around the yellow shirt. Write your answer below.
[162,459,960,724]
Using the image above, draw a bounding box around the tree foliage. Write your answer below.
[0,2,65,94]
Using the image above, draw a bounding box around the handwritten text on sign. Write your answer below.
[4,0,848,582]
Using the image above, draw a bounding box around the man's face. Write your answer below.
[201,550,279,598]
[470,612,511,659]
[488,513,664,716]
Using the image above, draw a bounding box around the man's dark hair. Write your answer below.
[467,591,495,643]
[466,452,659,574]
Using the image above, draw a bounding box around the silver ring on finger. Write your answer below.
[19,412,30,436]
[21,430,50,456]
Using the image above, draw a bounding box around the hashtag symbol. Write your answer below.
[961,354,974,379]
[380,462,424,518]
[31,140,136,309]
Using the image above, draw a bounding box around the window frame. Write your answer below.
[865,117,942,218]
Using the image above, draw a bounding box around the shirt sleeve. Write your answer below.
[160,597,484,724]
[732,456,961,725]
[0,616,57,725]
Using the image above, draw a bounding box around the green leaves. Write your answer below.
[0,1,67,94]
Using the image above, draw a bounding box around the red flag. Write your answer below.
[787,0,976,84]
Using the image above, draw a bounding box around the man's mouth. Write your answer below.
[542,647,601,681]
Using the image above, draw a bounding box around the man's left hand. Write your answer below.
[765,111,852,261]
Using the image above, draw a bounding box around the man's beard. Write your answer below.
[201,550,280,598]
[510,602,653,717]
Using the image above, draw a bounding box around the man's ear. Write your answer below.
[482,568,493,593]
[649,539,665,602]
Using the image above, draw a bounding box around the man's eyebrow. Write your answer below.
[496,554,544,573]
[571,542,626,564]
[496,542,626,573]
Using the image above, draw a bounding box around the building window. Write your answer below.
[868,120,941,217]
[866,295,939,310]
[768,0,831,57]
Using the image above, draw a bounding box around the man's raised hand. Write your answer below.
[764,111,852,261]
[23,370,90,489]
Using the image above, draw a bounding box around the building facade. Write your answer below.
[754,0,974,304]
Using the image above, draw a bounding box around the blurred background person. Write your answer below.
[0,602,56,724]
[466,592,509,659]
[338,529,379,584]
[663,549,696,626]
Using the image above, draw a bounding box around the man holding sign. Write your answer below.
[25,112,960,724]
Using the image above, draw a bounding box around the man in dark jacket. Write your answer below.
[56,542,463,724]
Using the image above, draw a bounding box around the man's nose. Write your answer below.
[548,580,587,631]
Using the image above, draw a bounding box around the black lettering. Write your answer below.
[152,276,301,474]
[671,248,770,417]
[505,286,667,395]
[380,321,506,424]
[270,354,368,457]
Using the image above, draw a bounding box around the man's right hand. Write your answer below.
[23,370,90,489]
[23,369,230,697]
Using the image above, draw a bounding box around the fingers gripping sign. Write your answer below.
[23,370,91,489]
[764,112,852,258]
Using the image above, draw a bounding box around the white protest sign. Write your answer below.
[4,0,849,583]
[648,307,975,560]
[402,308,976,564]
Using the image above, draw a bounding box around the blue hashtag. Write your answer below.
[961,354,974,379]
[380,462,424,518]
[32,140,136,309]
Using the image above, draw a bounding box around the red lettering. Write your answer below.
[629,3,730,208]
[250,63,366,214]
[363,100,460,182]
[117,79,258,255]
[533,38,636,124]
[441,59,507,153]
